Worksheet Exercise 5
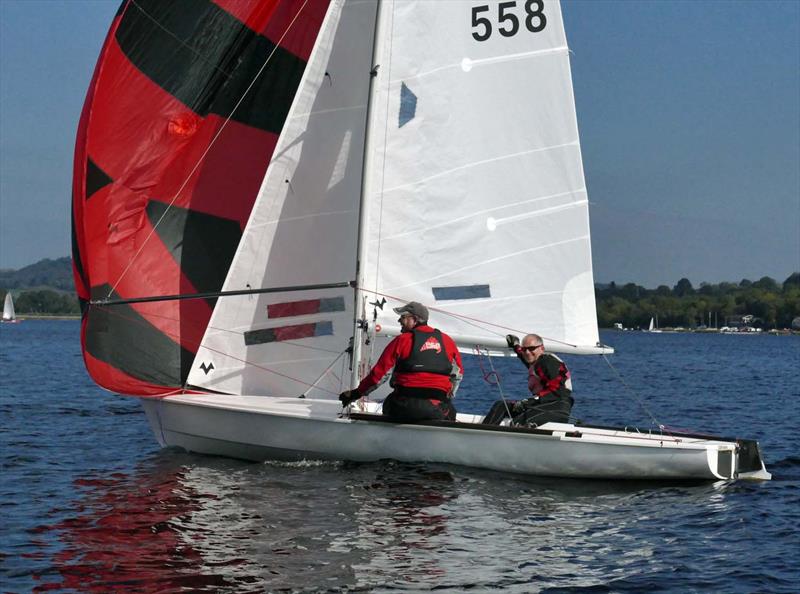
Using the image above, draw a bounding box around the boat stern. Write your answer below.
[735,439,772,480]
[708,439,771,480]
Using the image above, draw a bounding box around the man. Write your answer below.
[481,333,573,426]
[339,301,463,421]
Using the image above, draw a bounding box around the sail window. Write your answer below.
[244,321,334,346]
[399,82,417,127]
[432,285,491,301]
[267,297,346,318]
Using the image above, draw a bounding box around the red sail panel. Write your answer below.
[72,0,331,396]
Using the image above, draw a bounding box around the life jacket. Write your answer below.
[528,352,572,396]
[395,328,452,376]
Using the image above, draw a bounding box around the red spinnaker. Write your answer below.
[72,0,330,395]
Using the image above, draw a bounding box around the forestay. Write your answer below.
[360,0,604,355]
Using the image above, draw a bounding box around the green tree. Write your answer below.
[673,278,695,297]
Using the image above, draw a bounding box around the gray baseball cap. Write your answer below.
[393,301,429,323]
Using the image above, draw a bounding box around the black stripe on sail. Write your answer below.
[146,200,242,297]
[86,284,194,388]
[115,0,306,134]
[432,285,492,300]
[71,202,89,293]
[85,157,113,200]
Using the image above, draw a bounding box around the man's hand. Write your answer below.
[506,334,520,349]
[511,399,528,414]
[339,389,360,407]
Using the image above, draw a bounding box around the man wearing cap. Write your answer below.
[339,301,463,421]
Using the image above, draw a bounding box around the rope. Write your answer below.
[108,0,311,299]
[474,346,514,421]
[356,286,580,349]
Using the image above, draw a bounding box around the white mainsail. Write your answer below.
[360,0,603,355]
[2,293,15,321]
[187,1,378,398]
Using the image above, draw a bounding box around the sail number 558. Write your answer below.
[471,0,547,42]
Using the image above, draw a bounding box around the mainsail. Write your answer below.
[72,0,332,395]
[361,0,602,355]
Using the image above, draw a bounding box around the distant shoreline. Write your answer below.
[603,327,798,335]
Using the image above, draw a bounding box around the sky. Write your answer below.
[0,0,798,288]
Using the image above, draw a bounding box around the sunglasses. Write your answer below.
[520,344,542,352]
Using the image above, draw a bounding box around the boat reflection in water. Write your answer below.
[32,453,741,592]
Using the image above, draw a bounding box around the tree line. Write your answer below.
[2,263,799,328]
[1,289,80,315]
[596,273,800,330]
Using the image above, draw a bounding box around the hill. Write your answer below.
[0,257,74,292]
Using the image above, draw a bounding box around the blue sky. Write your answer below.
[0,0,798,288]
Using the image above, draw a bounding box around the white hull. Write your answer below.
[141,394,770,481]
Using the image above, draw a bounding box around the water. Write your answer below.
[1,321,798,593]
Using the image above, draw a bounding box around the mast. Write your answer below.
[350,0,386,389]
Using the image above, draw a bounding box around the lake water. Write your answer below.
[1,321,798,593]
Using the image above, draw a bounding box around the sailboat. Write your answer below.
[644,316,662,333]
[2,293,19,323]
[71,0,769,480]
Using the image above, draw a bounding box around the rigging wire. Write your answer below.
[355,286,586,350]
[601,354,666,432]
[107,0,311,300]
[474,346,514,421]
[302,347,350,398]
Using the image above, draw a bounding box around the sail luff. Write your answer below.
[350,0,387,390]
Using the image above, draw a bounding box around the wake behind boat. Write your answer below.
[72,0,769,481]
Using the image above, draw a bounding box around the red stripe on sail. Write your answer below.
[72,11,126,304]
[268,299,322,318]
[153,115,278,224]
[274,323,318,341]
[85,39,278,225]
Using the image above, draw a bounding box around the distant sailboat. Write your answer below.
[2,293,19,323]
[644,316,662,333]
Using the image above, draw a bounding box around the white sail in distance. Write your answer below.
[2,293,15,321]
